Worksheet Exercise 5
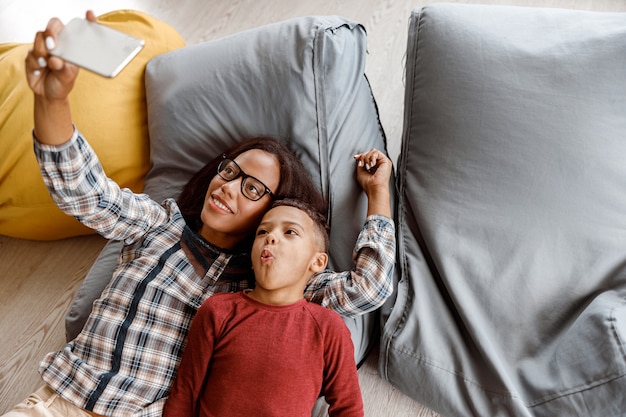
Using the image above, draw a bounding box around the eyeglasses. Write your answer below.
[217,157,275,201]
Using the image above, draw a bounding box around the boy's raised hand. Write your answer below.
[354,149,393,218]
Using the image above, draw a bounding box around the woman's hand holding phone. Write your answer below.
[49,14,145,78]
[25,11,98,101]
[25,11,97,146]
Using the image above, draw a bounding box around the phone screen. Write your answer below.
[50,18,145,78]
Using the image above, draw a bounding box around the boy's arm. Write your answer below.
[322,313,365,417]
[163,301,218,417]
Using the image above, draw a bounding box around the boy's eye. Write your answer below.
[256,229,268,236]
[285,229,298,236]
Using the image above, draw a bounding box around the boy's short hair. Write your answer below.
[270,198,330,253]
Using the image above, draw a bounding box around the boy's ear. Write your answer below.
[311,252,328,273]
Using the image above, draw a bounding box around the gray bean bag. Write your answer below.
[380,4,626,416]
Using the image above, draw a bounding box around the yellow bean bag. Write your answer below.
[0,10,185,240]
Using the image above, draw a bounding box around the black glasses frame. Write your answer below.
[217,156,275,201]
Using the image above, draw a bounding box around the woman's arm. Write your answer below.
[353,149,393,218]
[304,216,395,316]
[27,12,169,242]
[34,131,169,241]
[25,11,96,145]
[304,150,396,317]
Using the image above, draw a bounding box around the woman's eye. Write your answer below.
[246,183,262,196]
[220,168,233,179]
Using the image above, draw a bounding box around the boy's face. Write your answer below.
[251,205,328,303]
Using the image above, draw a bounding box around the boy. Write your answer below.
[163,199,364,417]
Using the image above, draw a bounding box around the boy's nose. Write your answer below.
[264,233,276,245]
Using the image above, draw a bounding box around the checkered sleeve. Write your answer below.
[34,129,168,242]
[304,215,396,317]
[140,398,167,417]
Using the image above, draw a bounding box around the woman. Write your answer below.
[9,11,395,417]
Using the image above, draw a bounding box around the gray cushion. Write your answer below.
[66,16,391,366]
[380,4,626,416]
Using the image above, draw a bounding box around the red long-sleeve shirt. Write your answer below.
[163,291,364,417]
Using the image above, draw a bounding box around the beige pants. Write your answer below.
[3,386,93,417]
[7,385,325,417]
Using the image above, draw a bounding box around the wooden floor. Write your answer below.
[1,0,624,415]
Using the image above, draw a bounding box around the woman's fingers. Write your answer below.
[42,17,68,71]
[27,17,62,75]
[25,16,81,99]
[353,148,390,172]
[28,11,96,78]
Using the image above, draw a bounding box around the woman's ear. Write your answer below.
[311,252,328,273]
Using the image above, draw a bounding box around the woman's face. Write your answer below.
[199,149,280,249]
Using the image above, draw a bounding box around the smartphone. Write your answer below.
[50,18,145,78]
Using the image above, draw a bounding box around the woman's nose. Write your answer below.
[220,177,241,198]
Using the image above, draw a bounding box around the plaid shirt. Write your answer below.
[34,130,395,416]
